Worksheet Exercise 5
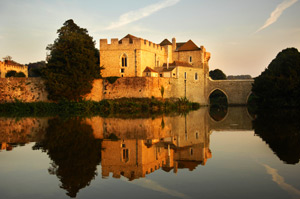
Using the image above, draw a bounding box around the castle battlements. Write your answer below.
[100,37,165,54]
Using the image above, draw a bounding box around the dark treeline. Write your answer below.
[253,109,300,164]
[252,48,300,108]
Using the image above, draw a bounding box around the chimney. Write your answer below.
[167,57,169,69]
[172,38,176,51]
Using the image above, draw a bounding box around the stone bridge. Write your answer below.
[205,78,254,105]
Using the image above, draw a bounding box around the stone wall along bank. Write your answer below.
[0,78,48,103]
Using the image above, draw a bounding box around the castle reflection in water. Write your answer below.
[0,107,253,181]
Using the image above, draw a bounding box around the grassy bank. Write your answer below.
[0,97,200,117]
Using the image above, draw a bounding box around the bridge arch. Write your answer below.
[207,88,229,105]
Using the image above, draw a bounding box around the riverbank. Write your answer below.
[0,97,200,117]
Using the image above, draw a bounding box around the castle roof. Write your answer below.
[119,34,139,44]
[143,67,158,73]
[177,160,202,171]
[160,39,172,46]
[176,40,200,51]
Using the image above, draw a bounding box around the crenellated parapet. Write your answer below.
[100,37,165,54]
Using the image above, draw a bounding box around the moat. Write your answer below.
[0,107,299,199]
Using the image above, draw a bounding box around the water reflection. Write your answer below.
[1,107,300,198]
[33,118,102,198]
[253,109,300,164]
[100,110,213,180]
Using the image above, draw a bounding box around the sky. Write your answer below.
[0,0,299,77]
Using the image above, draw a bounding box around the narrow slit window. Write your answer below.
[121,54,127,67]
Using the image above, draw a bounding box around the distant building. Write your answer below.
[0,60,28,78]
[100,34,211,78]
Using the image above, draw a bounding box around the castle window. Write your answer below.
[121,68,125,73]
[195,72,198,80]
[190,148,194,156]
[121,54,127,67]
[196,131,199,139]
[184,72,187,79]
[122,149,129,163]
[189,56,192,63]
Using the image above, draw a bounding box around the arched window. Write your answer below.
[121,54,127,67]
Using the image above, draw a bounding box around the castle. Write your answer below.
[0,35,253,105]
[98,34,253,105]
[0,60,28,78]
[100,34,211,78]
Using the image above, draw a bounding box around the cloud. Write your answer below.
[256,0,298,33]
[263,164,300,198]
[128,178,190,199]
[106,0,180,30]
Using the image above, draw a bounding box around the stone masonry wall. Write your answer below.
[0,77,48,103]
[0,76,207,104]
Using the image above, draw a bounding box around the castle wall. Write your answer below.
[0,78,48,103]
[0,71,207,104]
[0,117,49,144]
[173,50,203,68]
[0,76,253,105]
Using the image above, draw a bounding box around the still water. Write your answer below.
[0,107,299,199]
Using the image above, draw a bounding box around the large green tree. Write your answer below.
[252,48,300,108]
[43,19,101,101]
[209,69,227,80]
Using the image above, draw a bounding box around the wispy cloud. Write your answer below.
[256,0,298,33]
[127,178,190,199]
[106,0,180,30]
[263,164,300,198]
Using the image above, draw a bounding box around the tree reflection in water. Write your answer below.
[253,109,300,164]
[33,118,102,198]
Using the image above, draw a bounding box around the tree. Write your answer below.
[28,61,46,77]
[209,69,227,80]
[15,72,26,77]
[33,118,102,198]
[252,48,300,108]
[42,19,101,101]
[3,55,12,61]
